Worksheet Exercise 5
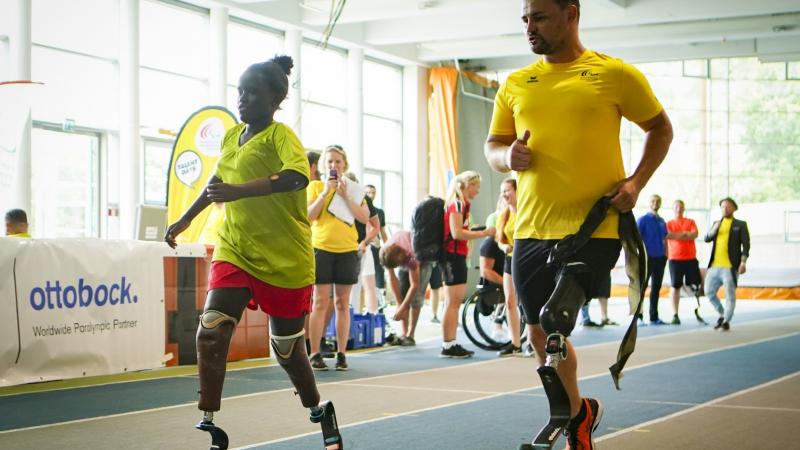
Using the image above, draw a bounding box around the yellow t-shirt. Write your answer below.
[503,210,516,254]
[211,122,315,288]
[489,50,663,240]
[711,218,733,268]
[306,180,359,253]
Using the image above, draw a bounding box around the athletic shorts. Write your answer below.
[669,259,702,288]
[429,264,443,289]
[504,255,513,275]
[442,252,468,286]
[513,238,621,325]
[596,272,611,298]
[314,248,360,285]
[398,262,434,309]
[208,261,312,319]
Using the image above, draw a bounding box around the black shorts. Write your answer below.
[513,238,621,325]
[314,248,360,285]
[596,272,611,298]
[669,259,702,288]
[504,255,513,275]
[429,263,443,289]
[442,252,468,286]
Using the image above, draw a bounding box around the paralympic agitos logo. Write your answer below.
[29,277,139,311]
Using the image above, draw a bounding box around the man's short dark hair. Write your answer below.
[365,184,376,190]
[306,150,320,166]
[719,197,738,210]
[5,209,28,225]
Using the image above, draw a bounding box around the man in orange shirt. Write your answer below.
[666,200,702,324]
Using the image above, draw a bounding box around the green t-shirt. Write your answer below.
[212,122,315,288]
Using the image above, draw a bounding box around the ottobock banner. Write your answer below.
[166,106,238,245]
[0,238,167,387]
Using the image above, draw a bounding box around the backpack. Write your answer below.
[411,196,446,262]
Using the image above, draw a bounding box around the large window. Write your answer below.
[32,0,119,59]
[143,139,172,206]
[623,58,800,239]
[225,20,283,123]
[140,0,209,131]
[300,43,347,150]
[31,126,100,237]
[362,59,403,229]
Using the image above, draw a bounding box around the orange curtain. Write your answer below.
[428,67,459,199]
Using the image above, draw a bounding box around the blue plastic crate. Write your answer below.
[368,313,386,346]
[350,318,370,349]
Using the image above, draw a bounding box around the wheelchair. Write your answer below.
[461,281,527,351]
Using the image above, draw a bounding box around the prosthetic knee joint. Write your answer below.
[196,310,238,450]
[539,262,589,349]
[271,329,320,408]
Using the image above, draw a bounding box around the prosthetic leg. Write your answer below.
[272,329,343,449]
[195,310,238,450]
[688,284,707,325]
[521,263,588,450]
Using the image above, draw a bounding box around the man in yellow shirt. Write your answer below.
[484,1,673,448]
[704,197,750,331]
[5,209,31,238]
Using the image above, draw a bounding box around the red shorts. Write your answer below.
[207,261,312,319]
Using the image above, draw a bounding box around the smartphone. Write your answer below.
[329,169,338,180]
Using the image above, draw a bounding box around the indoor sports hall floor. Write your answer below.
[1,299,798,449]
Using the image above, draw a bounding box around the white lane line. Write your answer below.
[2,324,797,437]
[2,314,795,398]
[231,384,540,450]
[596,370,800,442]
[630,399,800,413]
[0,400,198,435]
[338,382,520,396]
[229,331,800,449]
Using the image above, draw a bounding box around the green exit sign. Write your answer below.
[62,118,76,132]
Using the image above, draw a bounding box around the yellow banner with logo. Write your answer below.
[166,106,237,245]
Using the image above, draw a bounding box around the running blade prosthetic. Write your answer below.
[521,366,572,449]
[196,418,229,450]
[310,400,344,449]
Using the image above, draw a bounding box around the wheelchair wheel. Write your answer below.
[463,293,527,352]
[461,291,502,351]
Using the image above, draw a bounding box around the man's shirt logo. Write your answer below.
[527,75,539,83]
[580,70,600,81]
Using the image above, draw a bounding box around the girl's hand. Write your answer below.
[165,218,191,249]
[206,182,244,203]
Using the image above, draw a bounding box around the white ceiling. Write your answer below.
[207,0,800,69]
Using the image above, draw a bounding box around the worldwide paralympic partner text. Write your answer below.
[32,319,139,337]
[29,277,139,311]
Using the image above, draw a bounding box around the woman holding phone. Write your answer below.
[306,145,370,371]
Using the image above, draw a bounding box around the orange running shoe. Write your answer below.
[564,398,604,449]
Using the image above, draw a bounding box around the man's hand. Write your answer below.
[505,130,532,171]
[206,182,245,203]
[606,177,640,213]
[739,262,747,275]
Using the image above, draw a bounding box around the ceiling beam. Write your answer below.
[470,34,800,69]
[415,12,800,60]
